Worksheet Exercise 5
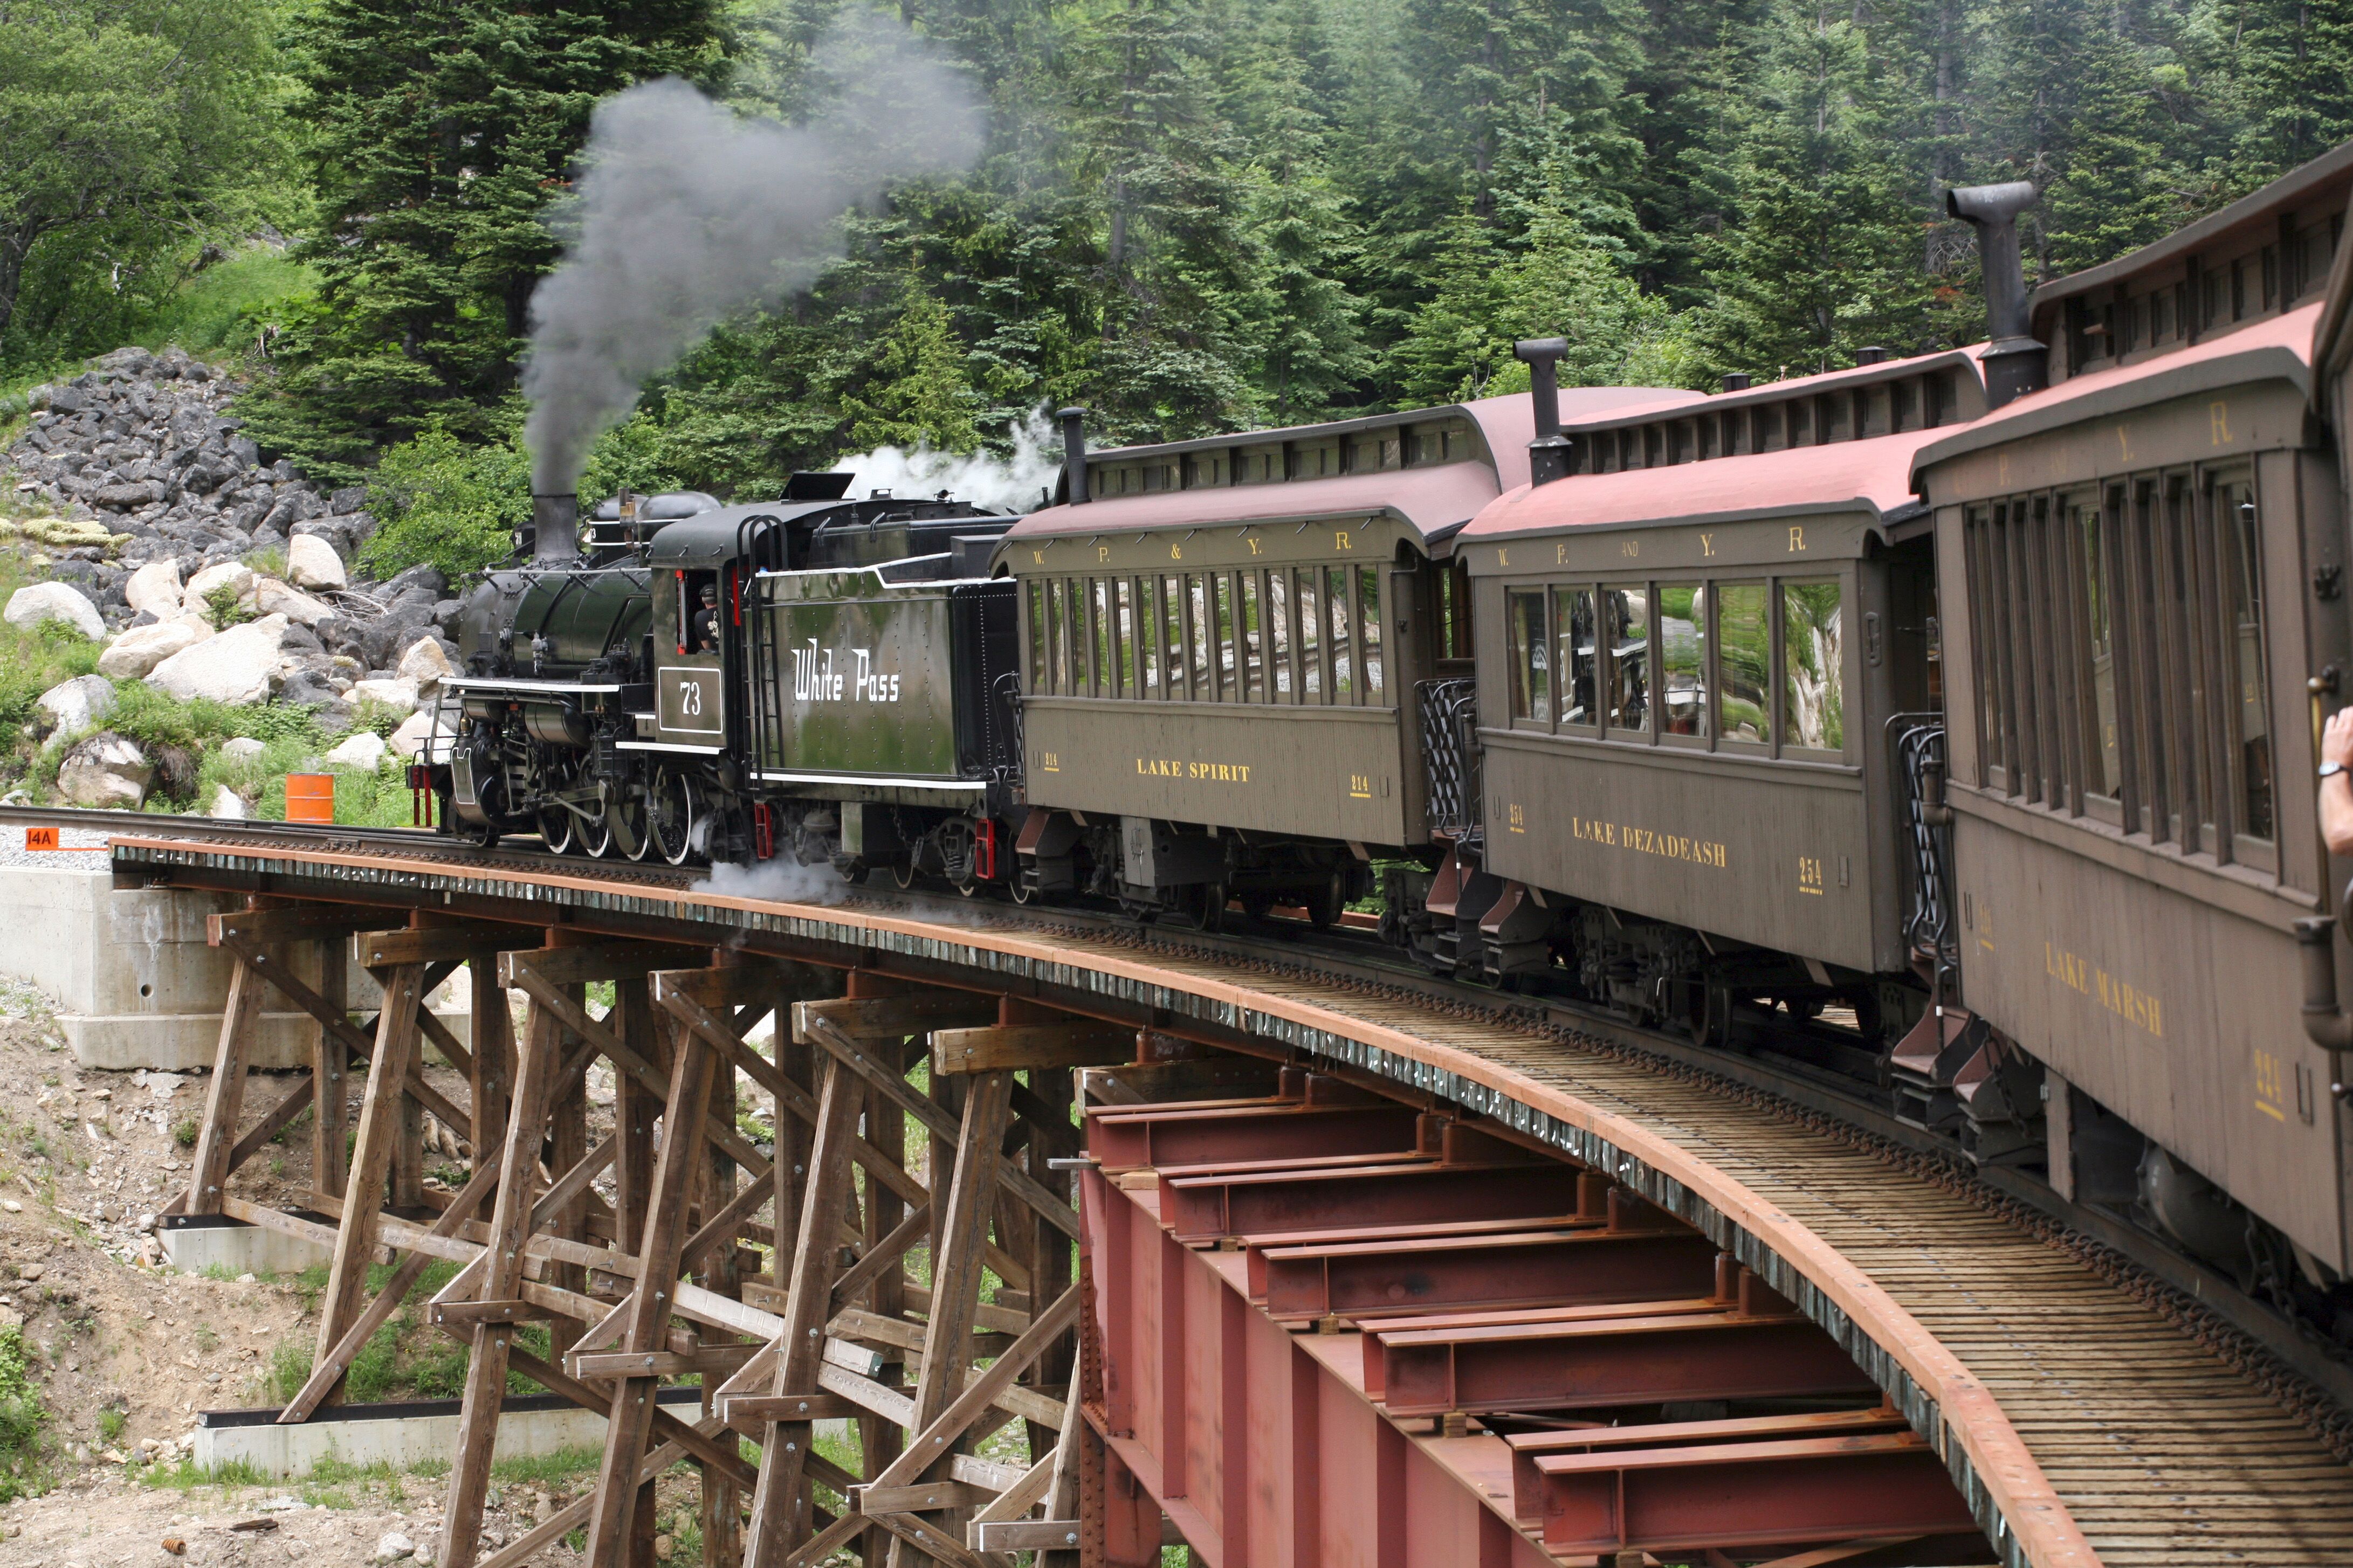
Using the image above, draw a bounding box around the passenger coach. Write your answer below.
[996,391,1691,922]
[1915,147,2353,1290]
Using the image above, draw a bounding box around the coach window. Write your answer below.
[1113,578,1138,698]
[1780,579,1845,756]
[2216,467,2274,848]
[1089,579,1113,696]
[1238,571,1265,701]
[2068,491,2123,812]
[1357,567,1384,701]
[1660,583,1708,738]
[1605,584,1650,735]
[1716,582,1770,745]
[1327,565,1356,701]
[1186,574,1212,699]
[1296,568,1323,699]
[1026,581,1048,692]
[1267,569,1294,699]
[1159,576,1186,699]
[1134,577,1159,696]
[1063,578,1088,696]
[1507,588,1549,724]
[1553,585,1595,729]
[1214,573,1240,700]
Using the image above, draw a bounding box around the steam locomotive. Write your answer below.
[430,475,1022,881]
[420,150,2353,1356]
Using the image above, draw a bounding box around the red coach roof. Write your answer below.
[1003,386,1698,547]
[1463,426,1946,541]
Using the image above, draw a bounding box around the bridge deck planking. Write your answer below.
[108,832,2353,1566]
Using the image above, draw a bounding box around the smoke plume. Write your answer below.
[832,407,1062,514]
[522,10,986,493]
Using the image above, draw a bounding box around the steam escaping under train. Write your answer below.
[417,145,2353,1363]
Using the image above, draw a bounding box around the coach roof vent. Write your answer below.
[1515,337,1573,486]
[1058,406,1091,505]
[1946,181,2048,409]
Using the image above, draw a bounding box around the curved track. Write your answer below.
[26,808,2353,1563]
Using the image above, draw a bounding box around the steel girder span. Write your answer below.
[1075,1077,1988,1568]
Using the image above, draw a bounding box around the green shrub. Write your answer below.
[0,1327,48,1499]
[359,425,532,582]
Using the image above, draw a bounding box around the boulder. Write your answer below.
[347,676,419,717]
[146,613,290,704]
[56,732,150,807]
[208,783,247,819]
[4,583,104,641]
[36,674,117,741]
[253,578,337,627]
[218,736,266,761]
[97,620,200,680]
[122,559,184,618]
[396,636,453,690]
[388,709,439,761]
[325,729,387,770]
[286,533,347,591]
[182,560,254,609]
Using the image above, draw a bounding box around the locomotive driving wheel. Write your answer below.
[536,797,575,855]
[613,785,651,861]
[650,766,700,867]
[576,791,614,858]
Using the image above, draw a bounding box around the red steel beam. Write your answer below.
[1377,1309,1881,1417]
[1086,1102,1426,1170]
[1258,1226,1722,1324]
[1078,1090,1983,1567]
[1160,1161,1578,1244]
[1535,1432,1980,1555]
[1503,1406,1912,1524]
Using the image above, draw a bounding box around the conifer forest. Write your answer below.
[8,0,2353,515]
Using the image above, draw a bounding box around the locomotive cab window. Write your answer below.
[673,570,722,655]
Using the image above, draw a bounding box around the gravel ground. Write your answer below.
[0,826,115,871]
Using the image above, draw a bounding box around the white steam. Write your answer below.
[831,408,1062,514]
[698,855,850,908]
[522,10,986,493]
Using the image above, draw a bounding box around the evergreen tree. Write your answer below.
[1696,1,1938,381]
[1228,44,1371,423]
[2214,0,2353,189]
[240,0,724,480]
[1063,0,1261,440]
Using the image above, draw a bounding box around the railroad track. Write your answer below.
[27,806,2353,1560]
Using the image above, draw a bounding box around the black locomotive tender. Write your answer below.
[424,153,2353,1357]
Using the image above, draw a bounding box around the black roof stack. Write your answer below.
[1515,337,1573,486]
[1946,181,2048,409]
[1058,406,1091,505]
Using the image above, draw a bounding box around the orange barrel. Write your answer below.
[284,773,335,823]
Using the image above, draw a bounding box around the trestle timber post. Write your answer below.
[169,893,1092,1568]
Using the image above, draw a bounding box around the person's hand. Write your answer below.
[2326,707,2353,769]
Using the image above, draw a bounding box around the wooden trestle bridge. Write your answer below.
[111,825,2353,1568]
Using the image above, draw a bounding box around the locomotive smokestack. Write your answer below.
[1515,337,1572,486]
[532,492,580,564]
[1058,406,1091,505]
[1946,181,2047,409]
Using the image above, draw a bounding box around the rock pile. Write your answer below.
[0,346,472,811]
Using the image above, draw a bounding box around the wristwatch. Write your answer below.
[2323,762,2347,780]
